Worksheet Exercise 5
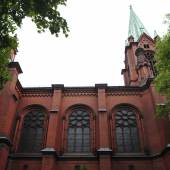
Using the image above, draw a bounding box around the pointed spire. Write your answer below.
[128,6,149,41]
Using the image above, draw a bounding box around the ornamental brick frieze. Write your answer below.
[21,93,52,97]
[19,87,53,97]
[63,92,97,97]
[63,88,97,97]
[107,91,142,96]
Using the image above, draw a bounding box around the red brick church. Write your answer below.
[0,7,170,170]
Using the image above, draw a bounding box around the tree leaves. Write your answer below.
[154,15,170,117]
[0,0,69,89]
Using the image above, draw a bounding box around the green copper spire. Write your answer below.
[128,5,149,41]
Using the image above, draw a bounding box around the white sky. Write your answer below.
[16,0,170,87]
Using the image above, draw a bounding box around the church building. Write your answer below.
[0,7,170,170]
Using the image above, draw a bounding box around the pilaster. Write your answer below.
[0,62,22,135]
[41,84,64,170]
[95,84,112,170]
[95,84,109,148]
[0,62,22,170]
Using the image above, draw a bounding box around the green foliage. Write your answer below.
[155,15,170,117]
[0,36,18,89]
[0,0,69,89]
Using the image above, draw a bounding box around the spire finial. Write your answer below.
[129,5,132,10]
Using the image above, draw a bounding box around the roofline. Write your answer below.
[16,78,153,94]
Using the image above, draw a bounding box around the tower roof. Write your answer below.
[128,5,149,41]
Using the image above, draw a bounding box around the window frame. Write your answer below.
[111,105,144,153]
[64,106,94,154]
[16,108,48,153]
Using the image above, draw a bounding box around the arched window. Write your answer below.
[67,109,90,153]
[18,109,46,153]
[115,106,140,153]
[144,52,157,76]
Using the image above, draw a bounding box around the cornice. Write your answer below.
[8,62,23,74]
[8,144,170,161]
[95,84,108,89]
[52,84,64,90]
[15,81,53,97]
[107,90,142,96]
[41,147,57,156]
[15,78,153,98]
[97,148,112,155]
[21,94,52,97]
[21,87,53,97]
[107,78,153,96]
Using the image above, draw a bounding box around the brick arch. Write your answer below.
[14,104,49,153]
[110,103,143,119]
[62,104,96,153]
[110,103,145,153]
[64,103,96,119]
[18,104,49,117]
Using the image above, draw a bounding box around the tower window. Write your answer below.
[115,107,140,153]
[18,110,46,153]
[67,109,90,153]
[144,44,149,48]
[145,52,157,76]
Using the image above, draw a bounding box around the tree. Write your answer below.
[154,14,170,117]
[0,0,69,89]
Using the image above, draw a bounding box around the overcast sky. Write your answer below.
[16,0,170,87]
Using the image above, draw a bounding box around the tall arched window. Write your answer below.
[144,51,157,76]
[18,109,47,153]
[67,109,90,153]
[115,106,140,153]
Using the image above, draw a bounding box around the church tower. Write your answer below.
[122,6,156,86]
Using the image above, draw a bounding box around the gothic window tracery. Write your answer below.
[115,106,140,153]
[67,109,90,153]
[18,109,46,153]
[144,52,156,76]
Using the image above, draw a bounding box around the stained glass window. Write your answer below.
[67,109,90,152]
[18,110,46,153]
[115,107,140,152]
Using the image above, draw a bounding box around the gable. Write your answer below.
[138,33,155,51]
